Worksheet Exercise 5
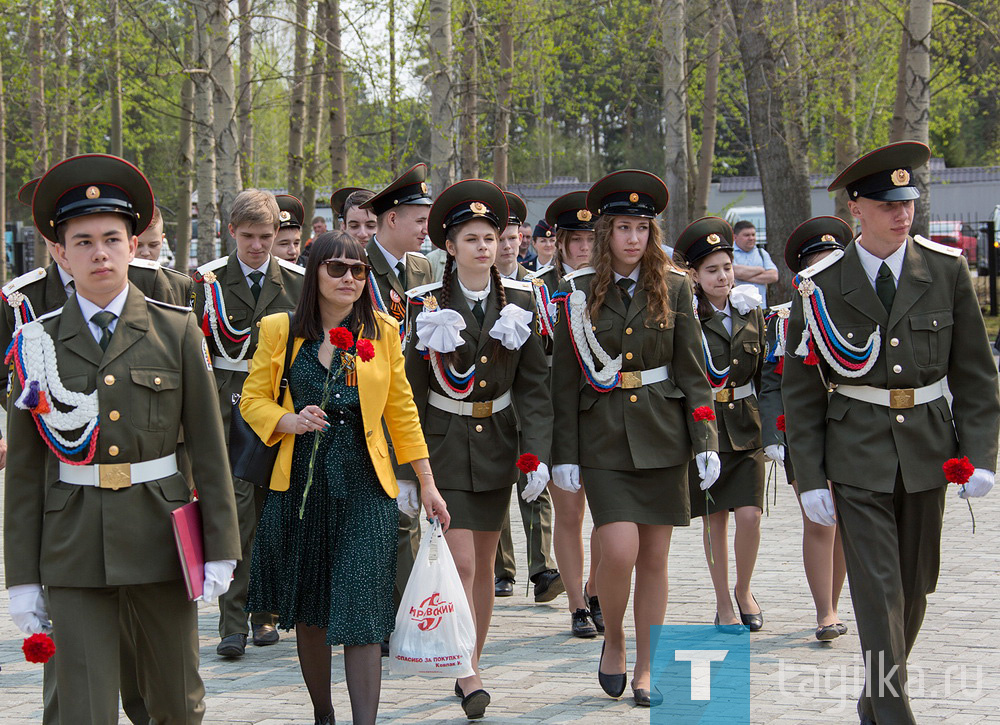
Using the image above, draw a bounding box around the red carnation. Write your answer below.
[356,339,375,362]
[692,406,716,422]
[943,456,975,486]
[776,414,786,432]
[329,327,354,350]
[23,633,56,664]
[516,453,540,474]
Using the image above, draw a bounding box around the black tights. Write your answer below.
[295,623,381,725]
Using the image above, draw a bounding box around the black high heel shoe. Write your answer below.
[734,588,763,631]
[598,641,626,698]
[631,680,663,707]
[314,712,334,725]
[460,689,490,720]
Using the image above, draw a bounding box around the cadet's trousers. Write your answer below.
[495,473,556,581]
[219,478,276,637]
[395,511,421,608]
[833,474,945,725]
[47,580,203,725]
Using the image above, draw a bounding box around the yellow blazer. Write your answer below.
[239,311,429,496]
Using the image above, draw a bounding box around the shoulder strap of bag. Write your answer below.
[278,311,295,403]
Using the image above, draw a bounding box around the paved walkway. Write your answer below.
[2,443,998,723]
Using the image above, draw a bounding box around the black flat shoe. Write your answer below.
[714,613,745,635]
[631,681,663,707]
[835,622,848,636]
[461,689,490,720]
[735,588,763,631]
[815,624,840,641]
[454,679,463,698]
[494,577,514,597]
[571,608,598,638]
[532,569,565,603]
[588,594,605,633]
[598,641,626,698]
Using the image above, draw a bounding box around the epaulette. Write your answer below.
[913,234,962,257]
[563,266,595,281]
[277,257,306,274]
[145,297,193,313]
[128,258,160,270]
[2,267,47,297]
[406,281,442,299]
[525,264,554,280]
[668,266,687,276]
[162,266,192,280]
[196,256,229,276]
[500,277,533,293]
[798,248,844,279]
[768,301,792,313]
[34,307,63,324]
[405,250,427,260]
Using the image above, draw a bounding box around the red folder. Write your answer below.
[171,500,205,601]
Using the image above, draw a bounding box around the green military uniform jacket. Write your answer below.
[159,264,196,308]
[701,304,765,451]
[366,238,433,328]
[192,254,304,436]
[403,275,553,491]
[757,304,788,450]
[551,268,718,470]
[3,283,241,587]
[782,237,1000,494]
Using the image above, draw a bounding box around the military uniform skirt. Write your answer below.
[688,449,765,517]
[439,486,512,532]
[581,464,690,527]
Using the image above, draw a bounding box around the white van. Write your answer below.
[724,206,767,245]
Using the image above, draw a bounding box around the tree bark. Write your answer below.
[67,1,83,156]
[28,0,48,266]
[833,0,858,226]
[287,0,310,199]
[890,8,910,142]
[661,0,688,243]
[52,0,68,161]
[459,4,479,179]
[428,0,454,194]
[194,0,218,266]
[325,0,349,189]
[237,0,254,185]
[109,0,123,157]
[729,0,812,303]
[175,29,196,273]
[901,0,932,236]
[492,15,513,189]
[210,0,243,252]
[0,51,6,282]
[693,4,722,219]
[303,0,329,225]
[388,0,398,174]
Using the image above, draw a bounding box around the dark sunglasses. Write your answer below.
[322,260,370,281]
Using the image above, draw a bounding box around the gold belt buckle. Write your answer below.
[715,388,732,403]
[99,463,132,490]
[471,401,494,418]
[889,388,915,409]
[619,371,642,389]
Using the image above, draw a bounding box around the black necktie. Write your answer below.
[876,262,895,313]
[91,311,117,352]
[616,278,634,306]
[248,271,264,301]
[472,299,486,327]
[395,261,407,290]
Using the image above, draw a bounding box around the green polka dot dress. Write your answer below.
[248,336,398,646]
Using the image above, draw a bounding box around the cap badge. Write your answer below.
[577,209,592,222]
[420,182,429,194]
[707,233,721,245]
[470,201,488,215]
[86,186,101,199]
[279,210,291,221]
[891,169,910,186]
[546,230,552,237]
[629,192,639,203]
[821,234,835,243]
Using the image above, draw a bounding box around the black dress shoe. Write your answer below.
[588,594,605,633]
[531,569,565,603]
[815,624,840,641]
[252,623,279,646]
[631,681,663,707]
[571,608,598,638]
[216,633,248,658]
[494,577,514,597]
[461,689,490,719]
[734,588,763,631]
[598,641,626,698]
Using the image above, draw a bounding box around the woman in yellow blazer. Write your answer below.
[240,231,449,725]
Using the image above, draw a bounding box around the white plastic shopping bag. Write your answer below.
[388,519,476,678]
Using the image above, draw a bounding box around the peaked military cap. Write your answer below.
[545,191,595,232]
[275,194,305,229]
[674,216,734,266]
[532,219,554,239]
[360,163,433,217]
[33,154,154,243]
[428,179,508,249]
[586,169,668,219]
[331,186,372,221]
[18,178,39,207]
[784,216,853,273]
[503,192,528,227]
[827,141,930,202]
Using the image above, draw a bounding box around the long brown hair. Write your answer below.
[690,248,735,322]
[291,231,380,341]
[587,215,672,326]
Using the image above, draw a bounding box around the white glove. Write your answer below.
[396,479,420,518]
[959,469,995,499]
[8,584,51,635]
[800,489,837,526]
[200,559,237,604]
[552,464,581,492]
[695,451,721,490]
[522,462,550,503]
[764,444,785,462]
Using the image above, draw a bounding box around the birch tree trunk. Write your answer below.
[492,16,513,189]
[890,8,910,142]
[900,0,931,236]
[833,0,858,226]
[388,0,398,174]
[287,0,310,199]
[303,1,328,226]
[175,30,196,272]
[67,1,83,156]
[210,0,243,251]
[325,0,349,189]
[28,0,49,265]
[661,0,688,243]
[1,51,6,281]
[109,0,123,157]
[428,0,454,194]
[52,0,68,161]
[237,0,254,184]
[194,0,218,266]
[693,4,722,219]
[459,4,479,179]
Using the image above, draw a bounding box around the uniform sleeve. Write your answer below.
[380,317,430,465]
[550,283,582,465]
[239,315,289,447]
[751,307,766,402]
[758,317,785,447]
[403,304,431,428]
[0,301,16,407]
[672,277,719,453]
[512,305,554,465]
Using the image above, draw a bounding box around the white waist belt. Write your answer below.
[213,358,249,373]
[428,390,512,419]
[834,378,947,410]
[714,382,755,403]
[617,365,670,389]
[59,453,179,491]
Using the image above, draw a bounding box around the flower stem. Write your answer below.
[299,354,347,519]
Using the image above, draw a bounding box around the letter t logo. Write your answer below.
[674,649,729,700]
